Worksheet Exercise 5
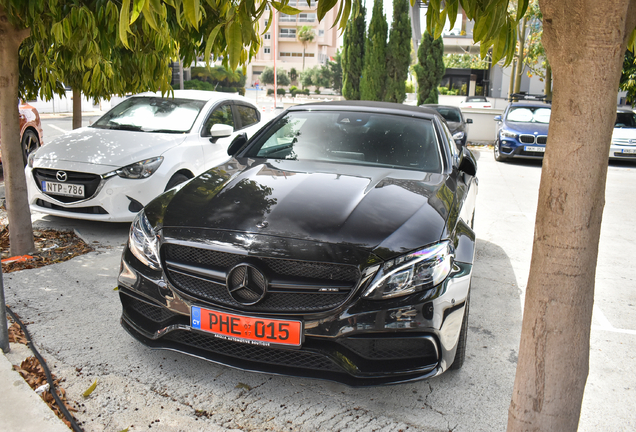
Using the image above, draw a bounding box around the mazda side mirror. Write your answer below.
[209,124,234,143]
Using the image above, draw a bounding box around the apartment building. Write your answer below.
[246,0,340,86]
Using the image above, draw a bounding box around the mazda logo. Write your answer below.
[56,171,68,182]
[226,264,268,305]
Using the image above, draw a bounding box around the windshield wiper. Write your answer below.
[145,129,185,134]
[107,123,143,131]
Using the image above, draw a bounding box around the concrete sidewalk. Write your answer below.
[1,345,70,432]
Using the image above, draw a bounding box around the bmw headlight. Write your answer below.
[104,156,164,179]
[452,131,465,140]
[500,130,517,138]
[363,241,453,300]
[129,210,161,270]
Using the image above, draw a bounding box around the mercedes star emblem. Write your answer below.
[56,171,68,182]
[226,264,268,305]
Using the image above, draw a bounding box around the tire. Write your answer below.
[450,291,470,370]
[165,173,189,191]
[21,129,40,166]
[493,140,508,162]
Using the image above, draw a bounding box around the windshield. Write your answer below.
[506,106,551,123]
[432,107,462,123]
[466,96,487,102]
[92,97,207,133]
[245,111,442,172]
[615,112,636,128]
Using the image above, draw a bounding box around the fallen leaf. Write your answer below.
[83,380,98,397]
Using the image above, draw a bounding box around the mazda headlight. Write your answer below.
[500,130,517,138]
[104,157,163,179]
[129,210,161,270]
[27,152,37,168]
[452,131,465,140]
[363,241,453,300]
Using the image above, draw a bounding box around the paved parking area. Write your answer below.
[2,144,635,431]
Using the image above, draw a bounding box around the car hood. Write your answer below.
[503,121,550,135]
[154,159,454,258]
[32,127,187,171]
[612,127,636,139]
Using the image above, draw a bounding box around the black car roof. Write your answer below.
[287,100,440,119]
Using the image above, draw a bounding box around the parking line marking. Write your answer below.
[592,306,636,335]
[48,124,67,134]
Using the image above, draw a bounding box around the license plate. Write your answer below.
[525,146,545,152]
[622,148,636,154]
[191,306,302,348]
[42,181,85,198]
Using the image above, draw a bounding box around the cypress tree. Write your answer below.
[413,31,445,105]
[360,0,387,101]
[341,5,366,100]
[384,0,411,103]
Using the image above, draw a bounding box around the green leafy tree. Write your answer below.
[413,31,445,105]
[289,67,298,84]
[297,25,315,71]
[360,0,387,101]
[300,68,313,89]
[443,53,489,69]
[621,50,636,104]
[384,0,411,103]
[260,67,289,89]
[341,4,366,100]
[329,50,343,94]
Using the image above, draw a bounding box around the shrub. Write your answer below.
[437,86,449,95]
[267,88,275,95]
[314,88,321,94]
[277,88,286,95]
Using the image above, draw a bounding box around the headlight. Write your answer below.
[500,130,517,138]
[104,156,163,179]
[27,152,36,168]
[363,241,453,300]
[129,210,161,270]
[452,131,465,140]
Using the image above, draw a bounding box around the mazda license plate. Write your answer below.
[42,181,85,198]
[525,146,545,152]
[191,306,302,348]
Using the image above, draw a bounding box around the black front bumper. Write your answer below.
[118,246,472,387]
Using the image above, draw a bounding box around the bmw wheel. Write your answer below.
[494,140,508,162]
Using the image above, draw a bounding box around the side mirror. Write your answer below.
[209,124,234,142]
[227,133,248,156]
[458,146,477,176]
[493,115,502,122]
[466,118,473,124]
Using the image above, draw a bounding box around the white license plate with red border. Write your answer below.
[42,181,85,198]
[191,306,302,348]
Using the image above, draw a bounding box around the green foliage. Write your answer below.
[384,0,411,103]
[188,66,246,93]
[267,88,275,95]
[341,4,366,100]
[297,25,315,70]
[523,0,548,80]
[405,81,414,93]
[300,65,331,91]
[260,67,290,87]
[360,0,388,101]
[277,88,286,95]
[329,50,343,95]
[443,54,489,69]
[414,31,445,105]
[289,68,298,83]
[621,50,636,104]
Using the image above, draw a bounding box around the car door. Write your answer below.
[200,102,238,170]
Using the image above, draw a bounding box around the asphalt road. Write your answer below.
[3,120,636,431]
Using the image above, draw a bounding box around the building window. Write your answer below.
[264,33,271,40]
[318,29,324,37]
[280,28,296,38]
[298,13,316,22]
[264,20,268,27]
[305,53,314,57]
[264,47,270,54]
[300,0,317,7]
[280,13,296,22]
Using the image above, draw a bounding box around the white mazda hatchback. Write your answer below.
[26,90,264,222]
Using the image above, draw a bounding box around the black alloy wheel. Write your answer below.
[493,140,508,162]
[21,129,40,165]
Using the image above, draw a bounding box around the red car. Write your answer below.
[0,102,44,165]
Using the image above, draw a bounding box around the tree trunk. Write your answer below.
[72,88,82,129]
[514,16,528,95]
[508,55,517,99]
[0,6,35,256]
[508,1,636,430]
[545,64,552,100]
